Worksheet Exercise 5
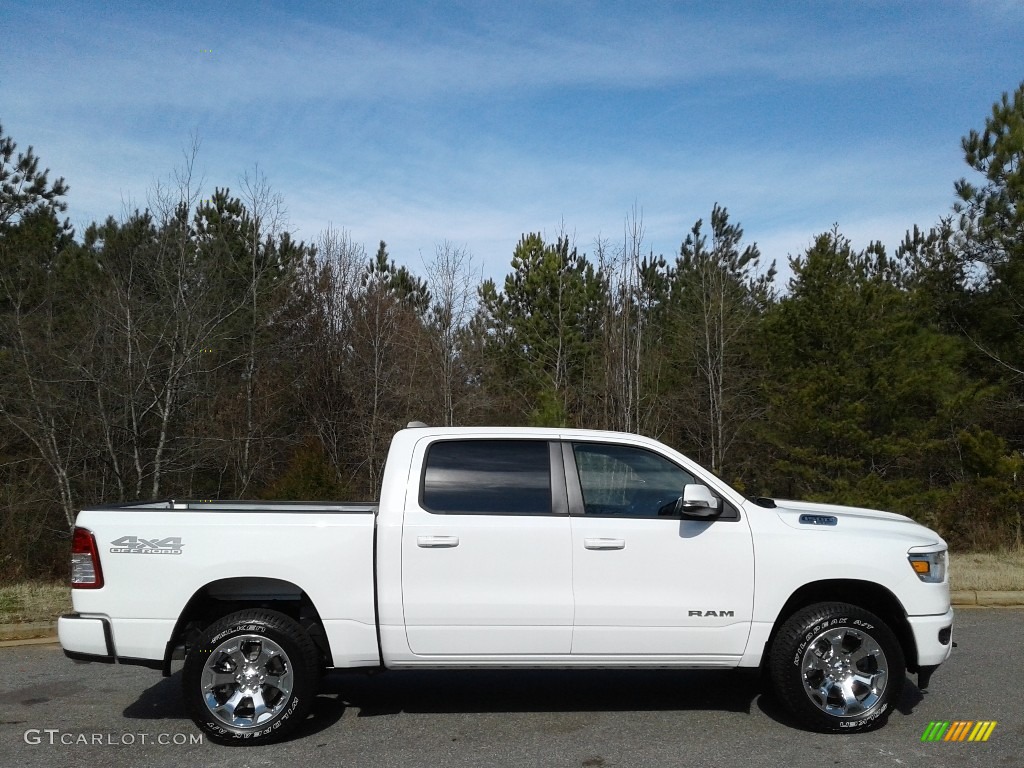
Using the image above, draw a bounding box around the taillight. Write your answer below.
[71,527,104,589]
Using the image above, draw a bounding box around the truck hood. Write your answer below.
[769,499,946,547]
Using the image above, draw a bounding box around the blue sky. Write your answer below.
[2,1,1022,285]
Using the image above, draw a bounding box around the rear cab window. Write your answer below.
[421,439,552,515]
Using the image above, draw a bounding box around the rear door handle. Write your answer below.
[584,538,625,550]
[417,535,460,548]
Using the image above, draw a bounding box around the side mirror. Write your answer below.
[678,484,720,519]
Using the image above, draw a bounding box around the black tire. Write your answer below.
[768,602,905,733]
[182,609,320,745]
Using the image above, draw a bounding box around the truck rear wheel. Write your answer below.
[768,602,904,732]
[182,609,320,745]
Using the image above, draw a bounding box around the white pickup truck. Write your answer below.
[60,425,953,744]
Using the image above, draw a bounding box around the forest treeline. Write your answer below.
[2,84,1023,579]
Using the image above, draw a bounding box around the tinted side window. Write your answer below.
[422,440,552,515]
[572,442,695,517]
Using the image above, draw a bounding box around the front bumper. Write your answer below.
[908,607,954,668]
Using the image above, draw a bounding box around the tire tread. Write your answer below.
[182,608,320,746]
[768,601,904,733]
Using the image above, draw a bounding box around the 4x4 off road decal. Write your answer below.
[921,721,997,742]
[110,536,184,555]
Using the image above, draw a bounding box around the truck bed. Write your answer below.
[64,499,381,668]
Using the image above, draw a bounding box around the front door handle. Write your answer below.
[584,538,625,550]
[417,535,460,548]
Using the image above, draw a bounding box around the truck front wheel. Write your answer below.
[768,602,905,732]
[182,609,320,745]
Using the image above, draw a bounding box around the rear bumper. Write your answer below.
[908,607,954,668]
[58,613,113,660]
[58,613,162,669]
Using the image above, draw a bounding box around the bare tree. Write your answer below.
[295,226,365,488]
[423,241,478,426]
[86,142,251,499]
[232,165,290,494]
[0,280,87,527]
[597,207,647,433]
[0,125,79,526]
[675,205,775,475]
[594,206,671,437]
[342,243,433,494]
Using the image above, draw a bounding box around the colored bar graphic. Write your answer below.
[973,721,997,742]
[921,721,996,742]
[945,721,971,741]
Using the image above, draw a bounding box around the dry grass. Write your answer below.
[0,581,71,624]
[950,551,1024,592]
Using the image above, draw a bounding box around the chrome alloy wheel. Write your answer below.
[800,626,888,718]
[200,634,295,729]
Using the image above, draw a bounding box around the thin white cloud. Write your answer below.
[5,4,952,120]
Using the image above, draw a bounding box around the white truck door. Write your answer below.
[401,438,573,655]
[565,441,755,659]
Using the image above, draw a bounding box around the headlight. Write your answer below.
[908,550,947,583]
